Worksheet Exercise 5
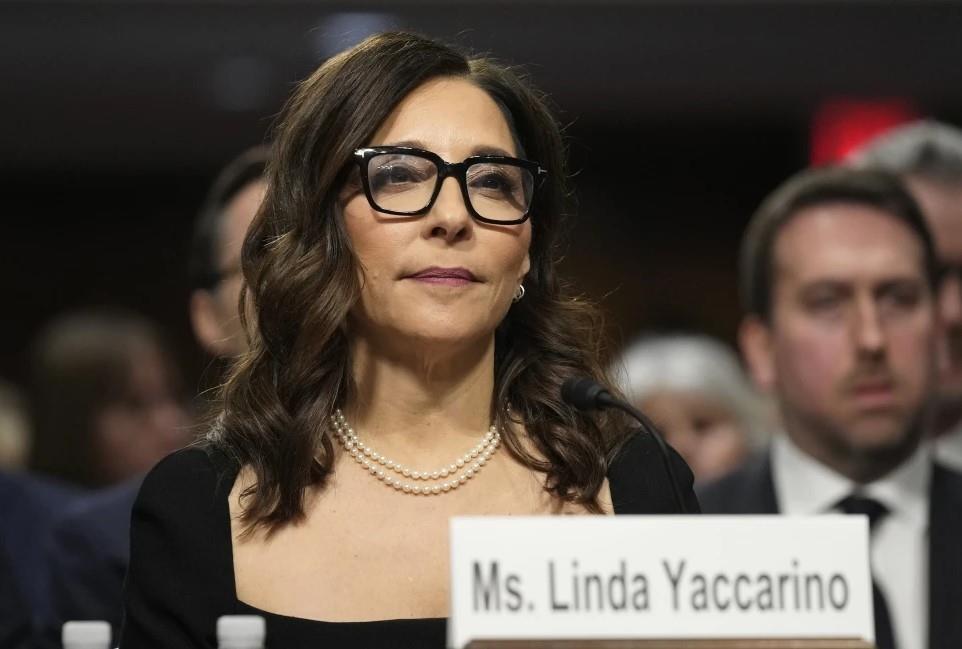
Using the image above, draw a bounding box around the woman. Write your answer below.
[121,32,698,648]
[29,309,190,488]
[611,334,773,484]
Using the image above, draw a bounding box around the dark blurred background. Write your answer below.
[4,0,962,390]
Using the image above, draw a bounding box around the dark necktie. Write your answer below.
[835,494,897,649]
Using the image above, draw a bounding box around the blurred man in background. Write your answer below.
[610,334,772,484]
[41,146,268,646]
[188,145,269,360]
[699,167,962,649]
[852,120,962,471]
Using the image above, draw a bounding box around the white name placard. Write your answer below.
[448,516,873,648]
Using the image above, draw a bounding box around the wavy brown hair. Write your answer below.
[214,32,628,533]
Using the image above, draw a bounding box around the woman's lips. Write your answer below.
[405,267,479,286]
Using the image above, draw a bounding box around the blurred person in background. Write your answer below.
[24,308,188,646]
[851,120,962,471]
[28,309,190,488]
[41,146,268,646]
[189,145,270,361]
[0,379,31,470]
[699,166,962,649]
[610,334,772,484]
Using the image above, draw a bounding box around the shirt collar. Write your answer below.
[772,432,931,529]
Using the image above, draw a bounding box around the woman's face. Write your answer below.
[341,77,532,353]
[94,342,191,484]
[639,389,751,484]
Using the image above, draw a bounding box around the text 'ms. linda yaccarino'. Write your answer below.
[472,558,851,615]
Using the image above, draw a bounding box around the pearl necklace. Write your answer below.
[330,408,500,495]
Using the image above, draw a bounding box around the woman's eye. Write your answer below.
[372,165,419,188]
[470,170,516,196]
[391,167,415,183]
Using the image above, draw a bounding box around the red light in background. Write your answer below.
[810,98,919,165]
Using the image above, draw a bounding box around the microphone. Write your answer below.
[561,376,688,513]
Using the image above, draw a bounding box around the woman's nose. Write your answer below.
[424,177,472,243]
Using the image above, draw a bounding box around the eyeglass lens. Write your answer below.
[366,153,534,222]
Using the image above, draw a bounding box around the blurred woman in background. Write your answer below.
[29,309,191,488]
[611,334,773,484]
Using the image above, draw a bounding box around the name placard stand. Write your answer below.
[468,639,874,648]
[450,517,878,649]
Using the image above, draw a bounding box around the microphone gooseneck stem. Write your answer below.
[596,392,689,514]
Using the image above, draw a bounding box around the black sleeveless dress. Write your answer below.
[120,431,698,648]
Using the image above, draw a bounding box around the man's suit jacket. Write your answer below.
[0,470,82,629]
[697,452,962,649]
[42,478,141,646]
[0,543,31,649]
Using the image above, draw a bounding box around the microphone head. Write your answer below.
[561,376,608,411]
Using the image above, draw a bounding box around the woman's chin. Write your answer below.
[379,323,494,355]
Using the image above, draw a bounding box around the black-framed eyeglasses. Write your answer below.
[353,146,547,225]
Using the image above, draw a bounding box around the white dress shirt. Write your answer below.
[772,434,931,649]
[935,425,962,473]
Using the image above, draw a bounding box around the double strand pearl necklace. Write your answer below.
[330,408,501,495]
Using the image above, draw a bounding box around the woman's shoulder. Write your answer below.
[123,444,240,648]
[135,444,239,520]
[607,429,700,515]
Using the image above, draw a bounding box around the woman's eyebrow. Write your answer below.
[380,140,515,158]
[383,139,427,149]
[471,145,514,157]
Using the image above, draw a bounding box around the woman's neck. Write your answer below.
[344,335,497,459]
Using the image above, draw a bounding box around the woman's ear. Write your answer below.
[739,315,776,392]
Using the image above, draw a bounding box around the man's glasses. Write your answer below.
[353,146,547,225]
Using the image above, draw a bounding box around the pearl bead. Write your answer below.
[440,468,449,477]
[413,486,422,495]
[432,485,441,495]
[456,459,465,468]
[402,469,411,478]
